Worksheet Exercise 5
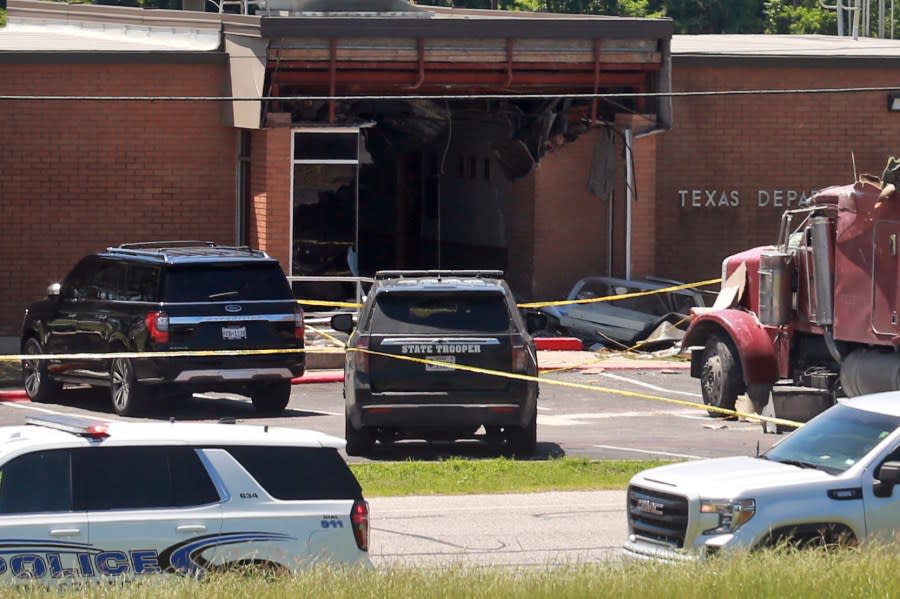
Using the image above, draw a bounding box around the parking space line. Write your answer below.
[539,409,694,426]
[592,444,702,459]
[595,372,702,398]
[2,401,115,422]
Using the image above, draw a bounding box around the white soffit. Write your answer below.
[673,33,900,58]
[0,19,221,52]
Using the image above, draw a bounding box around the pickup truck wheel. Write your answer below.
[250,380,291,414]
[700,335,742,418]
[345,411,374,457]
[110,357,148,416]
[22,338,62,403]
[505,411,537,457]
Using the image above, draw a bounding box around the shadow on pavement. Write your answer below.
[31,386,323,422]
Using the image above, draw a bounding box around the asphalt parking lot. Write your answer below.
[0,362,781,462]
[0,354,782,568]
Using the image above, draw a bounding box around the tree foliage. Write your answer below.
[763,0,837,34]
[413,0,858,35]
[6,0,898,38]
[649,0,764,33]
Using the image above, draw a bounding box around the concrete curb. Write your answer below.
[292,371,344,385]
[533,337,584,351]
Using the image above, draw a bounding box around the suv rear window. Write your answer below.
[163,264,293,303]
[223,446,362,501]
[369,292,512,334]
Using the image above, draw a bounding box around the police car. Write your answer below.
[0,415,370,583]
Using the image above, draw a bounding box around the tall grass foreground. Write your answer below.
[6,546,898,599]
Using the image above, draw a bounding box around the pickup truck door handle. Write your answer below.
[49,528,81,537]
[176,524,207,533]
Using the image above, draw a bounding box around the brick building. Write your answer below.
[1,0,900,338]
[657,35,900,287]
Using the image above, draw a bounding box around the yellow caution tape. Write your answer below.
[2,343,800,429]
[348,347,802,430]
[293,277,722,312]
[516,278,722,310]
[4,271,802,431]
[305,323,348,349]
[0,347,348,361]
[297,299,363,308]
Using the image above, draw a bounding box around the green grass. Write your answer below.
[6,547,900,598]
[350,457,672,496]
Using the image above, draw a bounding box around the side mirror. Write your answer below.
[875,460,900,497]
[331,313,355,333]
[47,283,61,298]
[525,311,548,334]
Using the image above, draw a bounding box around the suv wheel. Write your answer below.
[345,411,374,457]
[505,411,537,457]
[22,338,62,403]
[110,357,147,416]
[250,380,291,414]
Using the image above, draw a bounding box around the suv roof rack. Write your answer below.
[25,415,110,439]
[115,240,218,250]
[106,242,268,261]
[374,269,504,280]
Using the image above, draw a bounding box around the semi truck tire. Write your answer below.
[700,335,743,418]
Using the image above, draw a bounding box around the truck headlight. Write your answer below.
[700,499,756,534]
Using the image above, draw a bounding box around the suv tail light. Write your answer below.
[294,305,305,341]
[145,311,169,344]
[511,334,527,372]
[351,499,370,552]
[354,335,370,374]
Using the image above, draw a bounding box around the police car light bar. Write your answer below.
[25,415,110,439]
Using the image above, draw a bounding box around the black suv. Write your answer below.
[331,270,544,457]
[21,242,304,416]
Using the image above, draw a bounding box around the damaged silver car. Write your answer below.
[540,277,707,349]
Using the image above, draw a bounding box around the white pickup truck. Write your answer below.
[624,393,900,561]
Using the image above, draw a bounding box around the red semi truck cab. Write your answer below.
[682,172,900,428]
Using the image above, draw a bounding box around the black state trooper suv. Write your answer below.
[331,270,544,457]
[21,242,304,416]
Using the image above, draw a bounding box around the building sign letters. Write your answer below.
[678,189,818,209]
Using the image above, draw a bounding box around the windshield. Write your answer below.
[763,404,900,474]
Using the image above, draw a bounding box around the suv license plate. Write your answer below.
[426,355,456,372]
[222,326,248,341]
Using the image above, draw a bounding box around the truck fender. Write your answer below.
[682,309,777,385]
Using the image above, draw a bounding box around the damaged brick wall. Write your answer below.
[532,128,611,300]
